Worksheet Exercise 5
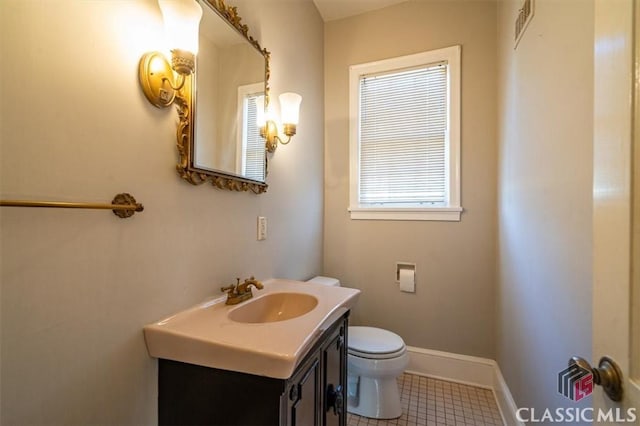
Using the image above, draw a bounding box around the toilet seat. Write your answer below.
[348,326,406,360]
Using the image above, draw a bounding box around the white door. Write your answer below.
[592,0,640,422]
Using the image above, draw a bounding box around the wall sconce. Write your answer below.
[256,93,303,153]
[139,0,203,108]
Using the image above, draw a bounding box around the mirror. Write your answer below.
[175,0,270,193]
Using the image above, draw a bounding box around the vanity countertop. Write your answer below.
[143,278,360,379]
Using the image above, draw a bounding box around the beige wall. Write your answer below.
[0,0,323,423]
[324,1,498,358]
[496,0,593,412]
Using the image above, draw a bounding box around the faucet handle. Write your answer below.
[221,278,240,293]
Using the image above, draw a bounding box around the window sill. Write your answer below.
[348,207,463,222]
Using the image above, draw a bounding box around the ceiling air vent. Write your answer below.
[514,0,534,49]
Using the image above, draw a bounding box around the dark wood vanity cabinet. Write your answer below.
[322,322,345,426]
[158,312,348,426]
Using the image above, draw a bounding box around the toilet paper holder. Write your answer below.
[395,262,416,282]
[395,262,416,293]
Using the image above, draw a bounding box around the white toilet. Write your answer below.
[307,276,409,419]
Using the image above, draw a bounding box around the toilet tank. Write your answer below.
[307,276,341,287]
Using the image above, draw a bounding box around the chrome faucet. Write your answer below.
[221,276,264,305]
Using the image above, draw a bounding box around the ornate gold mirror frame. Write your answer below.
[175,0,270,194]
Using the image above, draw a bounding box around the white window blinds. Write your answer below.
[242,93,265,181]
[358,63,448,205]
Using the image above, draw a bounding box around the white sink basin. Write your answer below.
[228,292,318,323]
[143,278,360,379]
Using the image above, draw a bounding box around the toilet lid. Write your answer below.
[348,326,406,359]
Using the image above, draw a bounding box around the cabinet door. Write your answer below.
[323,323,346,426]
[287,356,321,426]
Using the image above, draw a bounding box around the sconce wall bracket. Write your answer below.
[262,120,296,153]
[263,120,280,153]
[139,51,177,108]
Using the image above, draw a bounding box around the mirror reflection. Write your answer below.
[193,0,267,183]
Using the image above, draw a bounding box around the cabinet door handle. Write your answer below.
[326,384,343,415]
[289,384,299,402]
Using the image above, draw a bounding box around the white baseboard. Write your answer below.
[492,362,525,426]
[405,346,524,426]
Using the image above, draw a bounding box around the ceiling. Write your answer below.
[312,0,409,21]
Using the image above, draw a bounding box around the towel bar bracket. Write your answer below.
[0,192,144,219]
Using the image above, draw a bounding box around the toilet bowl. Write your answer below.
[306,276,409,419]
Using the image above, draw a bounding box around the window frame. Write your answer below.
[348,45,462,221]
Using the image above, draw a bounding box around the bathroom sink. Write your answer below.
[228,292,318,323]
[143,278,360,378]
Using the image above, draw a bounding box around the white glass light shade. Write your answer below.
[254,96,266,127]
[158,0,203,54]
[279,92,302,125]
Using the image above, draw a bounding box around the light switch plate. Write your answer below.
[257,216,267,241]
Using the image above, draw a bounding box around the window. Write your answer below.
[237,83,266,182]
[349,46,462,221]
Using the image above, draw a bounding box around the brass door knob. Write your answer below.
[568,356,623,402]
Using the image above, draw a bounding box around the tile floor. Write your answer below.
[346,373,504,426]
